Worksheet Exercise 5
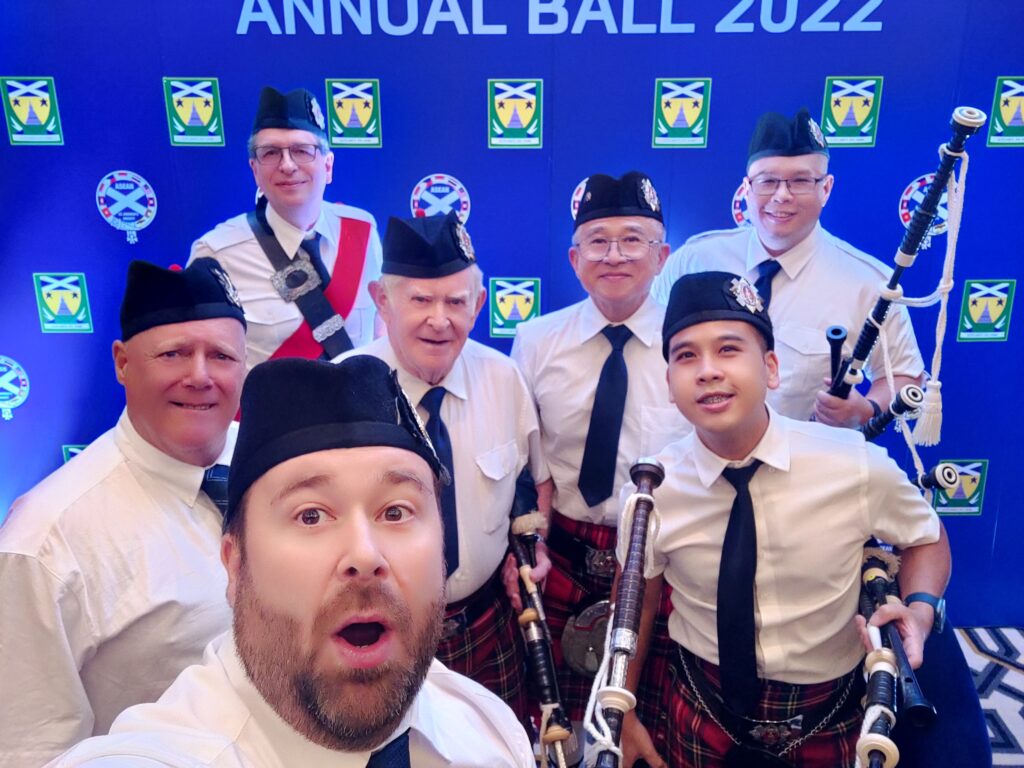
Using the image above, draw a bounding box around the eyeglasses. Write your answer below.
[747,175,827,196]
[572,236,663,262]
[251,144,321,166]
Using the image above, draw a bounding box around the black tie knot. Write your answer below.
[754,259,782,308]
[602,324,633,351]
[721,459,763,491]
[419,386,447,420]
[201,464,230,517]
[300,232,330,285]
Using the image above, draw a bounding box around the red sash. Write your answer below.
[269,214,371,361]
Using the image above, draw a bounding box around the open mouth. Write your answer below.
[698,393,734,407]
[172,402,215,411]
[336,621,386,647]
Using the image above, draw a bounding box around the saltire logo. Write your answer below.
[570,177,589,220]
[62,445,87,463]
[488,79,543,149]
[33,273,93,333]
[731,182,751,227]
[162,78,225,146]
[489,278,540,337]
[988,76,1024,146]
[410,173,471,223]
[898,173,947,251]
[326,79,381,148]
[653,78,711,148]
[820,76,882,146]
[0,356,30,421]
[932,460,988,516]
[958,279,1015,342]
[1,77,63,145]
[96,170,158,244]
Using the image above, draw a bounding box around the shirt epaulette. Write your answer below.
[195,216,253,253]
[684,227,745,246]
[825,232,894,278]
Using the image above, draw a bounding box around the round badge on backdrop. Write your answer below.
[731,182,751,227]
[569,177,588,220]
[0,355,30,421]
[898,173,947,251]
[96,170,157,244]
[410,173,471,223]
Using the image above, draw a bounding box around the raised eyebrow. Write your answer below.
[269,474,333,507]
[380,469,435,498]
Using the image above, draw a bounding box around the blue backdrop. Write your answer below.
[1,0,1021,625]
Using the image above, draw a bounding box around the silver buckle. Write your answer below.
[312,314,345,343]
[270,256,322,302]
[748,716,803,749]
[585,547,617,578]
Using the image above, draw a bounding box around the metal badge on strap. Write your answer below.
[247,207,354,359]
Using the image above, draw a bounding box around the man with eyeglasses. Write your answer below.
[512,172,691,764]
[652,108,924,428]
[190,86,381,370]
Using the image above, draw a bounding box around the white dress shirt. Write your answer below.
[338,337,548,602]
[619,407,939,684]
[46,633,535,768]
[651,225,925,420]
[190,201,382,370]
[512,295,692,526]
[0,412,235,767]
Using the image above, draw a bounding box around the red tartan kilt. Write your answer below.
[666,651,863,768]
[436,588,528,721]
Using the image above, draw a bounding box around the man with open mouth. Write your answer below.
[48,355,533,767]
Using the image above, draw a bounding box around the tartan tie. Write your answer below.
[200,464,230,517]
[718,460,763,716]
[420,387,459,574]
[754,259,782,309]
[367,729,410,768]
[578,325,633,507]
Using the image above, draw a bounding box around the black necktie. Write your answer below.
[578,325,633,507]
[201,464,230,517]
[754,259,782,309]
[420,387,459,574]
[718,460,763,716]
[299,232,331,287]
[367,729,411,768]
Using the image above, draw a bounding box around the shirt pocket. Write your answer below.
[774,323,833,398]
[474,440,522,532]
[640,405,692,456]
[239,294,300,327]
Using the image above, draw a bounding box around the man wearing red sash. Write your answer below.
[190,86,381,369]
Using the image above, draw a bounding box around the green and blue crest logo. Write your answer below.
[488,79,543,149]
[62,445,87,463]
[33,273,93,333]
[958,279,1014,342]
[163,78,225,146]
[932,460,988,516]
[326,79,382,147]
[988,76,1024,146]
[821,76,883,147]
[1,76,63,145]
[653,78,711,148]
[489,278,540,337]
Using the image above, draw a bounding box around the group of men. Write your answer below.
[0,84,990,768]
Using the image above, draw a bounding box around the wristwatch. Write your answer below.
[904,592,946,634]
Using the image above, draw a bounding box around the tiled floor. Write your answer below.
[958,628,1024,767]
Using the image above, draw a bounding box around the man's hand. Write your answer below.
[814,377,875,428]
[620,711,667,768]
[501,539,552,613]
[854,600,933,669]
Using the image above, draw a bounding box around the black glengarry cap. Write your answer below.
[381,211,476,279]
[251,86,326,138]
[573,171,663,230]
[747,107,829,169]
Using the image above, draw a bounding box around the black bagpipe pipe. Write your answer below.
[507,469,573,768]
[859,384,925,441]
[595,459,666,768]
[914,462,959,492]
[828,106,986,401]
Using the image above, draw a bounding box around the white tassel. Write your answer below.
[913,379,943,446]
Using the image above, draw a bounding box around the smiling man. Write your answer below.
[652,109,924,427]
[336,211,550,727]
[190,86,381,369]
[48,356,533,767]
[0,259,246,766]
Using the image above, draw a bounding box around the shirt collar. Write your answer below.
[691,405,791,488]
[377,338,469,404]
[266,202,330,261]
[220,635,452,766]
[746,223,823,281]
[113,410,237,506]
[578,294,663,348]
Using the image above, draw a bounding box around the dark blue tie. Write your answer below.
[718,460,763,716]
[299,232,331,286]
[578,325,633,507]
[367,729,410,768]
[754,259,782,309]
[420,387,459,574]
[200,464,230,517]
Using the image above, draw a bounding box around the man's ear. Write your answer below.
[324,151,335,185]
[112,340,128,385]
[221,533,241,608]
[765,349,781,391]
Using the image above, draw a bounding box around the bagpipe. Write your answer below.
[508,469,574,768]
[826,106,986,444]
[585,458,665,768]
[856,547,937,768]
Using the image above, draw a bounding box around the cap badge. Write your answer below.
[808,116,826,148]
[211,265,243,309]
[640,177,660,212]
[455,222,476,262]
[729,277,765,314]
[309,96,326,131]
